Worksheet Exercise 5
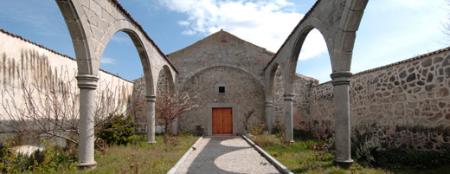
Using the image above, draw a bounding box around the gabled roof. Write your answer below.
[167,30,274,57]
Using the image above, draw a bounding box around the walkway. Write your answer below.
[175,136,279,174]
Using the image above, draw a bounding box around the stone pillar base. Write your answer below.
[147,140,156,144]
[283,94,294,142]
[77,162,97,170]
[334,159,353,169]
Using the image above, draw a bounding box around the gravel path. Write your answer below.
[175,136,280,174]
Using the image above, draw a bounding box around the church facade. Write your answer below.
[132,30,318,136]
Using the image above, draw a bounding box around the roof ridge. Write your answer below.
[0,27,134,83]
[168,30,275,57]
[218,30,275,55]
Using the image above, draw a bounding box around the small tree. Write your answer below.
[1,69,130,147]
[155,90,198,143]
[243,109,255,133]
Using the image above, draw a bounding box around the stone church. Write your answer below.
[2,0,450,168]
[132,30,316,136]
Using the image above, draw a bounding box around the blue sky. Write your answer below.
[0,0,448,82]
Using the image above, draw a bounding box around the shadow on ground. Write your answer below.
[185,136,278,174]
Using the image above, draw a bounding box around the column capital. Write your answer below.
[265,101,273,106]
[145,95,156,102]
[331,71,352,86]
[283,93,295,101]
[76,74,98,89]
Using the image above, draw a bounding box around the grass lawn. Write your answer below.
[4,134,198,174]
[250,134,450,174]
[78,134,198,174]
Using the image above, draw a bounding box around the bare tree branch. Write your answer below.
[1,62,130,146]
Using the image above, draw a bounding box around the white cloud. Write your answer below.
[158,0,328,60]
[101,57,116,65]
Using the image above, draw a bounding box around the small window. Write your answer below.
[218,86,225,93]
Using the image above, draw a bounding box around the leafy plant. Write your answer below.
[0,141,76,173]
[248,123,266,136]
[97,114,138,146]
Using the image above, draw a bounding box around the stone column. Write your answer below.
[284,94,295,142]
[146,95,156,144]
[171,117,178,135]
[76,74,98,169]
[331,71,353,168]
[264,100,274,133]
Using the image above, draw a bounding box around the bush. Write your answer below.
[97,114,138,146]
[351,124,450,169]
[252,134,278,147]
[351,128,381,166]
[248,123,266,135]
[371,147,450,169]
[0,142,76,173]
[293,129,316,141]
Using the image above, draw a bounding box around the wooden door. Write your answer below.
[212,108,233,135]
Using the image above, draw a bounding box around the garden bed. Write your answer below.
[82,134,198,174]
[249,134,450,174]
[1,134,198,174]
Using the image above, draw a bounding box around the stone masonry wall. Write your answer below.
[272,69,318,130]
[303,47,450,151]
[131,69,171,133]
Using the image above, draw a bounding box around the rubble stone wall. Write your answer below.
[303,47,450,151]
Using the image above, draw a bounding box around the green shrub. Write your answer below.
[253,134,278,147]
[0,142,76,173]
[351,128,381,166]
[372,147,450,169]
[351,124,450,169]
[293,129,316,141]
[97,114,138,145]
[248,123,266,135]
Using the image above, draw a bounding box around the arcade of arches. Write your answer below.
[9,0,450,170]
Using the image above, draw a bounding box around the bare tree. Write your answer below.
[155,89,198,142]
[243,109,255,133]
[1,70,130,146]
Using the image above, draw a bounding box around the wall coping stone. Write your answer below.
[0,27,134,84]
[315,46,450,87]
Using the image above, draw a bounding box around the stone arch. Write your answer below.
[99,28,155,97]
[264,62,283,132]
[182,64,264,90]
[262,0,368,167]
[285,27,328,93]
[265,62,280,100]
[55,0,94,75]
[155,65,177,134]
[56,0,177,169]
[156,65,176,94]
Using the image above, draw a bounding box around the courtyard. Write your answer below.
[1,0,450,173]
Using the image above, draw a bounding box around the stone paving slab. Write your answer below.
[175,136,280,174]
